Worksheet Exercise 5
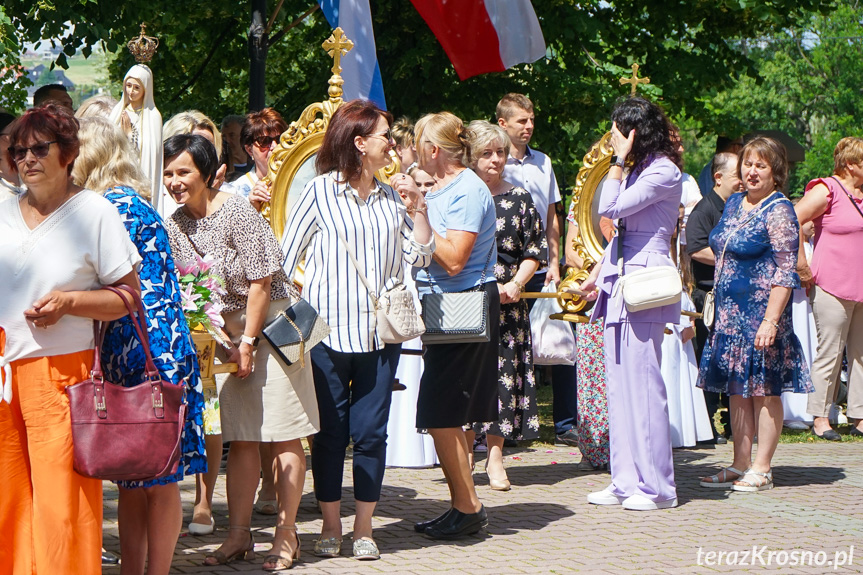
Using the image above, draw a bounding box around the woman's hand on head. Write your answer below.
[610,121,635,159]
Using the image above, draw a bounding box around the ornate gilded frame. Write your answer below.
[570,131,614,267]
[557,132,613,313]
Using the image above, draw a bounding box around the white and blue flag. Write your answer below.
[318,0,386,110]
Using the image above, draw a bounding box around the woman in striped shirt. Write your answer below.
[280,100,433,560]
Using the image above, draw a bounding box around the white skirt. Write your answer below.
[219,299,320,442]
[662,310,713,448]
[384,273,438,468]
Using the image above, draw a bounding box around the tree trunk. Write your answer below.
[249,0,268,111]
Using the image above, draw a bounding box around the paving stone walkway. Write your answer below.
[103,442,863,574]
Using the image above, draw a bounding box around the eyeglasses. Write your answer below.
[253,135,279,149]
[8,141,57,163]
[368,129,393,142]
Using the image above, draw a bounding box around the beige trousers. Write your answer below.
[806,285,863,419]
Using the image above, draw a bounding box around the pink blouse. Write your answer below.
[806,177,863,302]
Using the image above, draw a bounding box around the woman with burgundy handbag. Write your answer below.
[72,116,207,575]
[795,137,863,440]
[0,105,142,575]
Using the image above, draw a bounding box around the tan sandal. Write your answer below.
[699,466,744,489]
[203,525,255,566]
[263,525,301,571]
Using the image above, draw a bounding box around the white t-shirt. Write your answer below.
[679,173,703,246]
[503,146,561,274]
[0,190,141,361]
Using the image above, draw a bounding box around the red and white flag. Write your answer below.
[410,0,546,81]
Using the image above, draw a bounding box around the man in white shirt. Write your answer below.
[498,93,561,288]
[497,94,578,448]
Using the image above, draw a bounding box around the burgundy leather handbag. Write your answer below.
[66,285,187,482]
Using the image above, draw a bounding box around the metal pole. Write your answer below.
[249,0,268,111]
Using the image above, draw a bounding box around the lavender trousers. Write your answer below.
[604,321,677,502]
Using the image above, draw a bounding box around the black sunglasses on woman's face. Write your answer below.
[8,141,57,163]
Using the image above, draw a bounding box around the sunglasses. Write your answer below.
[369,129,393,142]
[8,141,57,163]
[253,135,279,149]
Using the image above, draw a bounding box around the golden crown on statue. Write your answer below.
[127,23,159,64]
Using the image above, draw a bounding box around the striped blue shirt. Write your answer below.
[280,172,434,353]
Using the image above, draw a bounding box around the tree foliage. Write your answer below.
[0,0,839,190]
[699,1,863,193]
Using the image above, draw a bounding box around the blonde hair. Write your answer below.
[834,137,863,175]
[163,110,222,157]
[466,120,511,169]
[391,116,415,148]
[75,95,118,120]
[415,112,472,168]
[72,116,151,199]
[496,93,533,122]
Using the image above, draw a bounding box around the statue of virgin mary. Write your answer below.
[109,64,163,208]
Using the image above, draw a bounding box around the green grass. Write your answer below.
[22,52,109,86]
[534,375,863,446]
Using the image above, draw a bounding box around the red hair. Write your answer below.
[240,108,288,148]
[316,100,393,182]
[5,103,80,174]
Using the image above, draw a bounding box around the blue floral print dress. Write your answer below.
[696,192,813,398]
[101,186,207,488]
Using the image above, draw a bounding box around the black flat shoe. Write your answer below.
[101,550,120,565]
[849,427,863,437]
[424,506,488,540]
[813,428,842,441]
[414,508,454,533]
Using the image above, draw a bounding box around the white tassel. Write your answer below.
[0,356,11,404]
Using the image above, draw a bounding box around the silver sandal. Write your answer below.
[699,466,745,489]
[313,536,342,558]
[352,537,380,560]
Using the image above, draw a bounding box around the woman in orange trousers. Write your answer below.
[0,105,142,574]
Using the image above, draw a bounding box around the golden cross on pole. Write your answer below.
[619,63,650,96]
[322,27,354,76]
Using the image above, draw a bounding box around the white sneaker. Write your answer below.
[587,486,625,506]
[622,494,678,511]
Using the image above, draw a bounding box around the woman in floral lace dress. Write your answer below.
[697,137,812,492]
[465,121,546,490]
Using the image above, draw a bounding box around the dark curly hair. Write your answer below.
[611,97,680,170]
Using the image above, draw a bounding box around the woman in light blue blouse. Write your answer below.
[281,100,433,560]
[393,112,499,540]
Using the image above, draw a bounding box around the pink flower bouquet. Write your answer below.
[177,254,227,331]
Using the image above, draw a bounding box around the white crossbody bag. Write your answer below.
[337,232,425,344]
[612,221,682,312]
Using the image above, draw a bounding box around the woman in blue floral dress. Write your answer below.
[73,117,206,575]
[697,137,812,493]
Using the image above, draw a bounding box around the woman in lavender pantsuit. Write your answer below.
[577,97,683,511]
